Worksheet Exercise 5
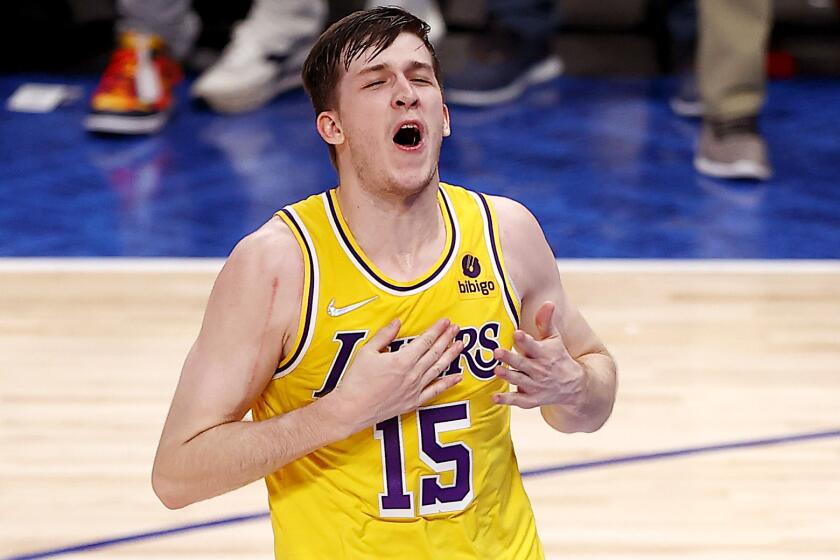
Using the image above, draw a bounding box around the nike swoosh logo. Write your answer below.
[327,296,378,317]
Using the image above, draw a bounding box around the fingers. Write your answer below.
[492,364,537,392]
[492,390,538,409]
[535,301,562,340]
[403,318,452,360]
[368,318,402,351]
[512,330,542,358]
[414,323,460,375]
[494,346,529,371]
[512,329,571,364]
[419,334,464,386]
[419,374,463,404]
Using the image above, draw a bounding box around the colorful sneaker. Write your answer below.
[443,31,562,107]
[694,116,772,180]
[86,32,183,134]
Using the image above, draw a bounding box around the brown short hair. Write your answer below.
[302,7,443,166]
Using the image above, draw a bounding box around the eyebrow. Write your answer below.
[357,60,434,76]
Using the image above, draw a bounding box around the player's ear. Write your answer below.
[442,103,451,138]
[317,111,344,146]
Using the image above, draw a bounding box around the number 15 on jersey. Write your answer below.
[374,401,474,518]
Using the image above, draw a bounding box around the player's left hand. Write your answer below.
[491,301,587,409]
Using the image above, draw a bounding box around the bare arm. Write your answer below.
[152,218,464,509]
[151,218,328,508]
[491,196,617,433]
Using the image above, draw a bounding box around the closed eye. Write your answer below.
[364,80,385,89]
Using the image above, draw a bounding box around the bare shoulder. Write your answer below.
[487,194,547,245]
[226,215,304,282]
[487,195,549,258]
[208,215,306,336]
[486,195,557,299]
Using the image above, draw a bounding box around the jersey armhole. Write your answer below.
[473,192,522,328]
[273,207,319,379]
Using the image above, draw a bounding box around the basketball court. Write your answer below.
[2,3,840,557]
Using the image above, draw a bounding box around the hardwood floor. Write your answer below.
[2,262,838,559]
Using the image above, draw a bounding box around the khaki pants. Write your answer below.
[697,0,773,121]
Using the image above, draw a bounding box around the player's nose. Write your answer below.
[392,75,419,109]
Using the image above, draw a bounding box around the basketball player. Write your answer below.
[152,7,617,558]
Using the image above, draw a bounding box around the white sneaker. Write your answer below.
[670,74,704,118]
[365,0,446,44]
[191,28,310,114]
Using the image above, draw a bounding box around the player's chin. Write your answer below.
[386,165,438,194]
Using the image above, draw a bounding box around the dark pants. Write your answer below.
[486,0,557,41]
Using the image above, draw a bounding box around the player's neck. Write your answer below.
[335,179,446,281]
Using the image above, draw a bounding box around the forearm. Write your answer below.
[541,352,617,433]
[152,395,355,509]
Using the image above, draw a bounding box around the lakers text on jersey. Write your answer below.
[252,183,544,559]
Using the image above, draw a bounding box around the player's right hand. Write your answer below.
[331,318,464,432]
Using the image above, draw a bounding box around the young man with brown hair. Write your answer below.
[152,8,616,558]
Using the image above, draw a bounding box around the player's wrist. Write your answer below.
[314,391,368,439]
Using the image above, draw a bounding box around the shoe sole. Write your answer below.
[694,156,772,181]
[670,97,704,118]
[445,56,564,107]
[85,112,169,135]
[192,73,303,114]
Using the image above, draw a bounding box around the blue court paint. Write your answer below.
[5,428,839,560]
[2,76,840,258]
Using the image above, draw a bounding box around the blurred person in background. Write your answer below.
[85,0,444,135]
[670,0,773,180]
[443,0,563,106]
[695,0,772,180]
[667,0,702,117]
[444,0,772,180]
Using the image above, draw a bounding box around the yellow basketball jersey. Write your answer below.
[252,182,543,559]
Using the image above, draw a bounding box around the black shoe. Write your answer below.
[444,31,562,106]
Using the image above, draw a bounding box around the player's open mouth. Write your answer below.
[392,121,424,150]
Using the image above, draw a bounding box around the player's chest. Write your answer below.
[281,315,511,406]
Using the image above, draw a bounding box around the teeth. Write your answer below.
[393,123,422,147]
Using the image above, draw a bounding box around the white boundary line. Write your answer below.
[0,258,839,274]
[0,258,226,272]
[555,259,840,274]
